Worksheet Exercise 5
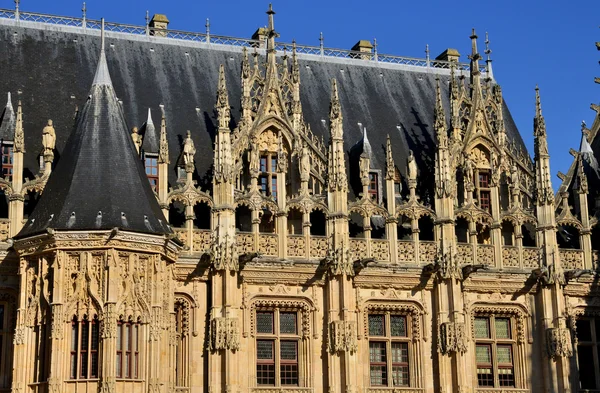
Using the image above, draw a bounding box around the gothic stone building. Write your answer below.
[0,4,598,393]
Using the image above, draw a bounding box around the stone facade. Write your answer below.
[0,5,598,393]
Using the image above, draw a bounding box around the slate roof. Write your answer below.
[16,37,171,238]
[141,108,159,154]
[0,20,528,204]
[0,93,15,141]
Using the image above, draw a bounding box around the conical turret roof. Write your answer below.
[17,32,170,238]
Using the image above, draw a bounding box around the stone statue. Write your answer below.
[463,157,474,186]
[248,137,259,175]
[511,164,520,189]
[407,150,417,181]
[131,126,142,154]
[299,143,310,182]
[42,119,56,154]
[183,130,196,166]
[359,154,370,186]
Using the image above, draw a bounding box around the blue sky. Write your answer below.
[12,0,599,186]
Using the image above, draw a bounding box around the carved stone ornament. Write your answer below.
[211,230,238,271]
[546,327,573,359]
[438,321,467,354]
[210,316,240,352]
[329,320,357,354]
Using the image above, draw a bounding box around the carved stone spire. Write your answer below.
[265,4,279,69]
[14,100,24,153]
[468,28,481,84]
[93,19,111,87]
[359,127,371,193]
[329,79,343,140]
[214,65,233,185]
[533,86,553,206]
[449,62,460,136]
[158,107,169,164]
[216,64,230,130]
[434,78,447,148]
[328,79,347,192]
[240,47,252,122]
[385,135,395,181]
[484,32,494,81]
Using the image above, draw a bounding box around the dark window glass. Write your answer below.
[577,319,593,342]
[368,315,385,336]
[256,312,274,334]
[369,342,387,385]
[578,345,596,389]
[279,313,297,334]
[390,316,406,337]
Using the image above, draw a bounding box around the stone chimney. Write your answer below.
[149,14,169,37]
[435,48,461,63]
[251,27,268,48]
[351,40,374,60]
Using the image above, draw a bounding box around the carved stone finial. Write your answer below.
[329,79,342,138]
[182,130,196,172]
[434,77,447,147]
[469,28,481,72]
[534,86,547,140]
[385,135,395,181]
[216,64,231,130]
[158,107,169,164]
[14,100,24,153]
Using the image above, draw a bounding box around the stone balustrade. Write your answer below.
[559,248,584,270]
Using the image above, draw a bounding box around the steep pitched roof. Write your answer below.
[0,93,15,141]
[17,35,171,238]
[141,108,159,154]
[0,20,529,200]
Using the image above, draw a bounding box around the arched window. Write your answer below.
[144,153,159,192]
[259,153,278,200]
[116,317,141,380]
[418,216,434,241]
[349,212,365,238]
[174,298,191,388]
[255,309,301,386]
[193,202,211,230]
[259,209,275,233]
[169,201,186,228]
[309,210,326,236]
[1,142,13,181]
[287,208,303,235]
[236,205,253,232]
[70,315,100,379]
[557,224,580,249]
[501,221,514,246]
[456,217,469,243]
[397,215,412,240]
[521,224,536,247]
[0,295,14,388]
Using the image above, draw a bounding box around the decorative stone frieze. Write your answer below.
[210,316,240,351]
[546,327,573,359]
[329,320,357,354]
[438,321,467,354]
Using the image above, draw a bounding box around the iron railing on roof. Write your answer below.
[0,8,486,73]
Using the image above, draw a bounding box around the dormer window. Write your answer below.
[144,154,158,192]
[1,144,13,182]
[477,171,491,212]
[369,172,379,202]
[177,166,186,183]
[259,153,278,200]
[393,168,402,197]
